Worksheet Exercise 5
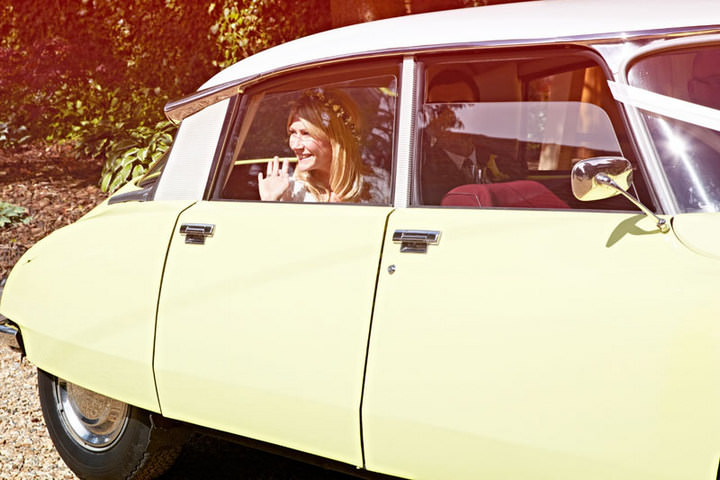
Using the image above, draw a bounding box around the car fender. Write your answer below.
[0,199,194,412]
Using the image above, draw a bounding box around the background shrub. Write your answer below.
[0,0,495,191]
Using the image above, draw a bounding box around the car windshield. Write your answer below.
[626,43,720,213]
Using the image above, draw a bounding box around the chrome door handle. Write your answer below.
[180,223,215,245]
[392,229,440,253]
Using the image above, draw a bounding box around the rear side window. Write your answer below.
[214,62,399,205]
[416,49,651,210]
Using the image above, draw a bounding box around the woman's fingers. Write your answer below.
[281,156,289,175]
[258,157,292,201]
[265,156,285,177]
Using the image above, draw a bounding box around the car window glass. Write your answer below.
[627,43,720,213]
[215,65,398,205]
[417,50,651,210]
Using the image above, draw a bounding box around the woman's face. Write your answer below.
[288,116,332,177]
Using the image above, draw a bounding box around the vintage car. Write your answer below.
[2,0,720,478]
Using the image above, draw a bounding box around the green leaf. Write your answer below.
[0,202,29,228]
[100,171,113,192]
[131,164,146,178]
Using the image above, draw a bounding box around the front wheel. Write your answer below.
[37,368,187,480]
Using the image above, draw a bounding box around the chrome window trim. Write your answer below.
[164,25,720,125]
[614,33,720,215]
[619,32,720,61]
[393,56,417,208]
[164,81,253,124]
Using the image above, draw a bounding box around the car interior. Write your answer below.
[419,49,657,211]
[216,68,398,203]
[211,50,657,212]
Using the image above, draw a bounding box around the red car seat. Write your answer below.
[440,180,570,209]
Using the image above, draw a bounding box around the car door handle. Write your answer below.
[179,223,215,245]
[392,229,441,253]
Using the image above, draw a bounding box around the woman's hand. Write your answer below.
[258,156,290,201]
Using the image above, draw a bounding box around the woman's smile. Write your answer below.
[288,117,332,176]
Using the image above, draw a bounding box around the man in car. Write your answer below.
[420,69,526,205]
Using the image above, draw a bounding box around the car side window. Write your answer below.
[213,63,398,205]
[416,49,653,210]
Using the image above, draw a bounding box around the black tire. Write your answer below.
[37,368,188,480]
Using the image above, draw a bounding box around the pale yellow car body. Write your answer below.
[0,198,193,412]
[2,0,720,478]
[4,198,720,479]
[366,208,720,479]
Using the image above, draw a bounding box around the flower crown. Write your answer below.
[303,89,360,142]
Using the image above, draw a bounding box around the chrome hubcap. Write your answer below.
[55,379,129,451]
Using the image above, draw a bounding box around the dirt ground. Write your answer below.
[0,144,107,279]
[0,145,356,479]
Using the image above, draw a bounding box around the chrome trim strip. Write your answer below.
[164,80,253,124]
[393,56,417,208]
[163,25,720,124]
[0,317,20,351]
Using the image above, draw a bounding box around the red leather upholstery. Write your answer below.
[440,180,570,209]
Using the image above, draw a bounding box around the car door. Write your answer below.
[362,49,720,480]
[154,62,399,466]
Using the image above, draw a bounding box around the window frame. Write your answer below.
[208,58,403,205]
[411,45,657,211]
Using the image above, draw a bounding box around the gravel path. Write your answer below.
[0,349,76,479]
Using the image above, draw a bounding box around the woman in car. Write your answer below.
[258,88,389,203]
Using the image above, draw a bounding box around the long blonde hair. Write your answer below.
[289,88,368,202]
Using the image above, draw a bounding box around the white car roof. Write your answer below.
[202,0,720,89]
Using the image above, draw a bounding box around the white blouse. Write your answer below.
[279,166,390,204]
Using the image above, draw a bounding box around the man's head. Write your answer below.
[425,70,479,155]
[427,69,480,103]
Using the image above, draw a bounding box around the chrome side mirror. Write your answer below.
[571,157,669,233]
[571,156,633,201]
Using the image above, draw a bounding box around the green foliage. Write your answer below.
[98,121,176,194]
[0,0,329,187]
[0,120,30,150]
[0,202,30,228]
[211,0,331,69]
[0,1,216,159]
